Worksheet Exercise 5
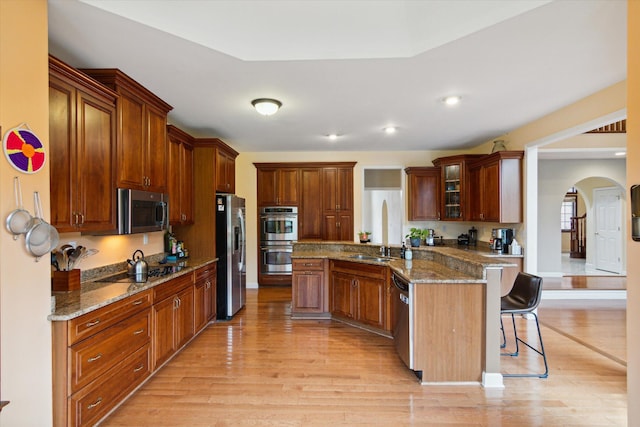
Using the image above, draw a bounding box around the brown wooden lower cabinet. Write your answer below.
[52,290,153,427]
[152,274,195,369]
[329,260,391,333]
[291,258,327,316]
[194,264,217,330]
[53,264,218,426]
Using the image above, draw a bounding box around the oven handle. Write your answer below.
[260,214,298,220]
[260,246,293,252]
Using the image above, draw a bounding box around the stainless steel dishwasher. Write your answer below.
[392,272,412,369]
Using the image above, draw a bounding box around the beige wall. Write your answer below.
[627,1,639,424]
[0,0,53,425]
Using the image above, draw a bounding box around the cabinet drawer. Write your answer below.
[194,263,217,282]
[69,344,151,427]
[68,290,152,345]
[293,258,324,271]
[70,308,151,393]
[153,273,193,302]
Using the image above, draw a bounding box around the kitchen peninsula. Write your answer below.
[292,241,516,388]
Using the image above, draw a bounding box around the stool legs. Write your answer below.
[501,312,549,378]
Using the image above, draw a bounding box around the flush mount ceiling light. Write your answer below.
[383,126,397,134]
[327,134,339,141]
[251,98,282,116]
[442,95,462,106]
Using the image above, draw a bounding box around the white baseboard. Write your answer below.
[482,372,505,389]
[542,289,627,300]
[247,282,259,289]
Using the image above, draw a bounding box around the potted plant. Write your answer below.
[406,228,426,247]
[358,231,371,243]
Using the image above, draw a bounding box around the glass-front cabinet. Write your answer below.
[443,164,461,219]
[432,155,483,221]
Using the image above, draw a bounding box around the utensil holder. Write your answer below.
[52,269,81,292]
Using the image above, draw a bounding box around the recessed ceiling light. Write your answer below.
[384,126,397,134]
[615,151,626,156]
[328,134,338,141]
[442,95,462,106]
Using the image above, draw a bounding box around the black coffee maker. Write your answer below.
[491,228,514,253]
[468,227,478,246]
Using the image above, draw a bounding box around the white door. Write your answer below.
[594,187,622,273]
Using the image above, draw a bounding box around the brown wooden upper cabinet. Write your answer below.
[405,167,441,221]
[167,125,194,225]
[467,151,524,223]
[256,166,300,206]
[299,168,323,239]
[432,155,483,221]
[49,55,118,233]
[81,68,173,193]
[322,166,354,241]
[215,145,237,194]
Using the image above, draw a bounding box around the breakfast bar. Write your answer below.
[292,241,516,388]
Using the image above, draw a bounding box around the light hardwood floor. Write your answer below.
[100,287,627,426]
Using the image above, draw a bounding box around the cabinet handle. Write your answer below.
[132,299,144,306]
[303,263,313,266]
[85,319,101,328]
[79,212,85,225]
[87,397,103,410]
[133,363,145,373]
[87,353,103,363]
[133,328,145,335]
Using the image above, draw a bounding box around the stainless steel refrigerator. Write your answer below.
[216,194,246,319]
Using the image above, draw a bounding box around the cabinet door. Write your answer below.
[442,162,463,220]
[322,212,353,241]
[256,168,278,205]
[194,281,207,332]
[292,270,325,313]
[299,168,322,239]
[356,276,386,330]
[49,77,76,231]
[278,168,299,206]
[336,168,353,211]
[76,90,117,232]
[215,150,230,193]
[167,136,182,224]
[146,104,168,192]
[117,89,146,189]
[330,271,354,319]
[406,167,440,221]
[205,276,216,322]
[467,163,483,221]
[152,296,177,368]
[175,285,194,349]
[481,160,501,222]
[181,142,194,223]
[322,168,338,212]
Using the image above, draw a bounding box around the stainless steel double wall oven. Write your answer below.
[259,206,297,275]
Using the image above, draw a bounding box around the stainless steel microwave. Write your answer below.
[117,188,168,234]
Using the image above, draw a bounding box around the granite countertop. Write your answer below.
[293,241,517,284]
[49,257,217,321]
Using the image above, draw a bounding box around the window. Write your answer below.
[561,189,577,232]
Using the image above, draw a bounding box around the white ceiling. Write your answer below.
[47,0,626,153]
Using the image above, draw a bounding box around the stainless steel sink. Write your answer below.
[348,254,390,262]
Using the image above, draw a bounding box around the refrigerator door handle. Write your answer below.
[238,208,246,271]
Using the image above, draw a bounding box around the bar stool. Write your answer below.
[500,272,549,378]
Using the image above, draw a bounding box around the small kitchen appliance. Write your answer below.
[468,227,478,246]
[127,249,148,283]
[491,228,514,253]
[457,233,469,246]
